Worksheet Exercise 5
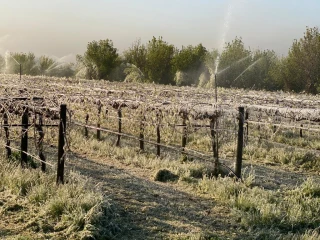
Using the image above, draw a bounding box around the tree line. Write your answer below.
[1,26,319,94]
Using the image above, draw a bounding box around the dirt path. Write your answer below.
[66,153,248,240]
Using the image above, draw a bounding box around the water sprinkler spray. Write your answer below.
[214,74,218,103]
[19,63,21,81]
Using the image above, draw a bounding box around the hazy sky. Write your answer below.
[0,0,319,62]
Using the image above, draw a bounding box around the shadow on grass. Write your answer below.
[66,152,248,240]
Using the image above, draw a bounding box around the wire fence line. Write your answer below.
[1,143,55,167]
[1,77,320,183]
[247,120,320,133]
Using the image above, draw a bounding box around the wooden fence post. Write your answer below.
[273,110,279,133]
[57,104,67,185]
[97,103,102,140]
[21,106,28,167]
[156,112,161,157]
[235,107,244,179]
[116,109,122,146]
[36,114,46,172]
[3,113,11,158]
[300,124,303,138]
[210,116,219,175]
[181,113,187,157]
[85,114,89,138]
[140,113,145,151]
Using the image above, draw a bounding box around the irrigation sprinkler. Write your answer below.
[6,52,22,80]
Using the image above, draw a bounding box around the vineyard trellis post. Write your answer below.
[97,102,102,140]
[3,113,11,158]
[235,107,244,178]
[85,114,89,138]
[116,108,122,146]
[210,116,219,175]
[36,114,46,172]
[273,110,279,133]
[156,111,161,157]
[57,104,67,185]
[181,112,187,159]
[139,113,145,151]
[21,106,28,167]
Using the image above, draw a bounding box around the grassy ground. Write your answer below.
[0,157,116,239]
[64,127,320,239]
[1,123,319,239]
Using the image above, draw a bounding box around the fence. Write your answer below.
[70,97,246,178]
[0,97,67,184]
[2,87,319,184]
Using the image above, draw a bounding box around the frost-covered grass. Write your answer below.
[0,158,116,239]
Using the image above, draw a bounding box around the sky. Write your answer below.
[0,0,319,62]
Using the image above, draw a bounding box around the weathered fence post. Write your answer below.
[84,114,89,138]
[210,116,219,175]
[273,110,279,133]
[57,104,67,185]
[235,107,244,179]
[97,102,102,140]
[3,113,11,158]
[36,114,46,172]
[116,108,122,147]
[181,112,187,158]
[21,106,28,167]
[300,124,303,138]
[139,113,145,151]
[156,112,161,157]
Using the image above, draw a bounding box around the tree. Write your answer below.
[77,39,120,80]
[172,44,207,86]
[0,55,5,73]
[146,36,176,84]
[123,39,147,78]
[283,27,320,94]
[76,54,98,79]
[217,37,252,88]
[38,55,56,75]
[7,52,38,75]
[244,49,280,90]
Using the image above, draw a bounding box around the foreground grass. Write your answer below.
[70,128,320,239]
[0,158,116,239]
[199,175,320,239]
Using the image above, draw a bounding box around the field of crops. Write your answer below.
[0,73,320,239]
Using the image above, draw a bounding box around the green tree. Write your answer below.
[217,37,252,88]
[7,52,38,75]
[77,39,120,80]
[123,39,147,77]
[38,55,56,75]
[146,36,176,84]
[172,44,207,86]
[283,27,320,94]
[244,49,280,90]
